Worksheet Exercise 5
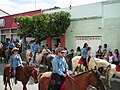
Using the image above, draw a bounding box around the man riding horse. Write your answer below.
[29,39,39,66]
[51,47,70,90]
[9,47,23,84]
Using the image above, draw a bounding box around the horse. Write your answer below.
[72,56,111,75]
[38,69,106,90]
[3,64,38,90]
[106,64,120,88]
[88,57,111,72]
[25,48,50,65]
[72,56,86,75]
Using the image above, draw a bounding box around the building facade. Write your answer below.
[43,0,120,56]
[0,10,42,43]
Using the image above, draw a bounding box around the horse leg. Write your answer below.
[77,64,81,74]
[80,64,84,71]
[23,84,27,90]
[8,79,12,90]
[4,79,7,90]
[108,71,114,88]
[72,66,77,75]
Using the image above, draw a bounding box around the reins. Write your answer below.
[68,74,93,90]
[19,66,35,78]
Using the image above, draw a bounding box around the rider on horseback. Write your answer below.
[52,47,70,90]
[29,39,39,66]
[8,39,15,55]
[9,47,23,84]
[80,43,88,70]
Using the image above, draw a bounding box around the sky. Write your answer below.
[0,0,107,15]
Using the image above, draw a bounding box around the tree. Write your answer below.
[14,11,71,42]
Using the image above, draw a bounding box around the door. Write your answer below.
[76,36,101,56]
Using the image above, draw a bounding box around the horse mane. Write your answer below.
[73,70,93,77]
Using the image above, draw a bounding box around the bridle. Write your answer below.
[22,67,38,79]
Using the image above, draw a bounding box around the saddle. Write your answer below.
[116,65,120,72]
[48,73,66,90]
[10,66,23,77]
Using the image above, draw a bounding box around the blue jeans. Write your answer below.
[13,67,17,76]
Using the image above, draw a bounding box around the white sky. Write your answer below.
[0,0,107,15]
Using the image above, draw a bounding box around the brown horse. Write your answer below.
[3,64,38,90]
[38,70,106,90]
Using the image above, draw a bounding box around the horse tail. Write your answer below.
[3,68,6,85]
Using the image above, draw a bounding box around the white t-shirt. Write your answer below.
[108,56,114,63]
[0,43,3,48]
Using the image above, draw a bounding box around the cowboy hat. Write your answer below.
[11,47,19,52]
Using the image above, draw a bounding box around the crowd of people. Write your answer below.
[96,44,120,65]
[1,38,120,87]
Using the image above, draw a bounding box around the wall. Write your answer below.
[103,2,120,18]
[71,3,102,19]
[43,1,120,53]
[66,18,102,52]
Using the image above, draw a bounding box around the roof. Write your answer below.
[0,9,42,30]
[42,6,60,12]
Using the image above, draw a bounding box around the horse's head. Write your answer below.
[41,48,48,55]
[31,68,38,83]
[41,48,52,55]
[90,70,106,90]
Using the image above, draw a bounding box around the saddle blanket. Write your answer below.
[78,60,84,64]
[116,65,120,72]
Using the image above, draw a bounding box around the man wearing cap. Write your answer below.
[9,47,23,84]
[52,47,69,90]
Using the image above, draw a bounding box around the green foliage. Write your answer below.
[14,11,71,40]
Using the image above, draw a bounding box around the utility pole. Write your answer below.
[35,0,36,9]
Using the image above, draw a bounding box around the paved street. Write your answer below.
[0,62,120,90]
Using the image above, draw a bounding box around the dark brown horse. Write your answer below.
[46,53,74,71]
[3,64,38,90]
[38,70,106,90]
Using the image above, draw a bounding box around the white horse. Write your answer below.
[72,56,111,75]
[25,48,50,65]
[72,56,86,75]
[88,57,110,71]
[107,64,120,88]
